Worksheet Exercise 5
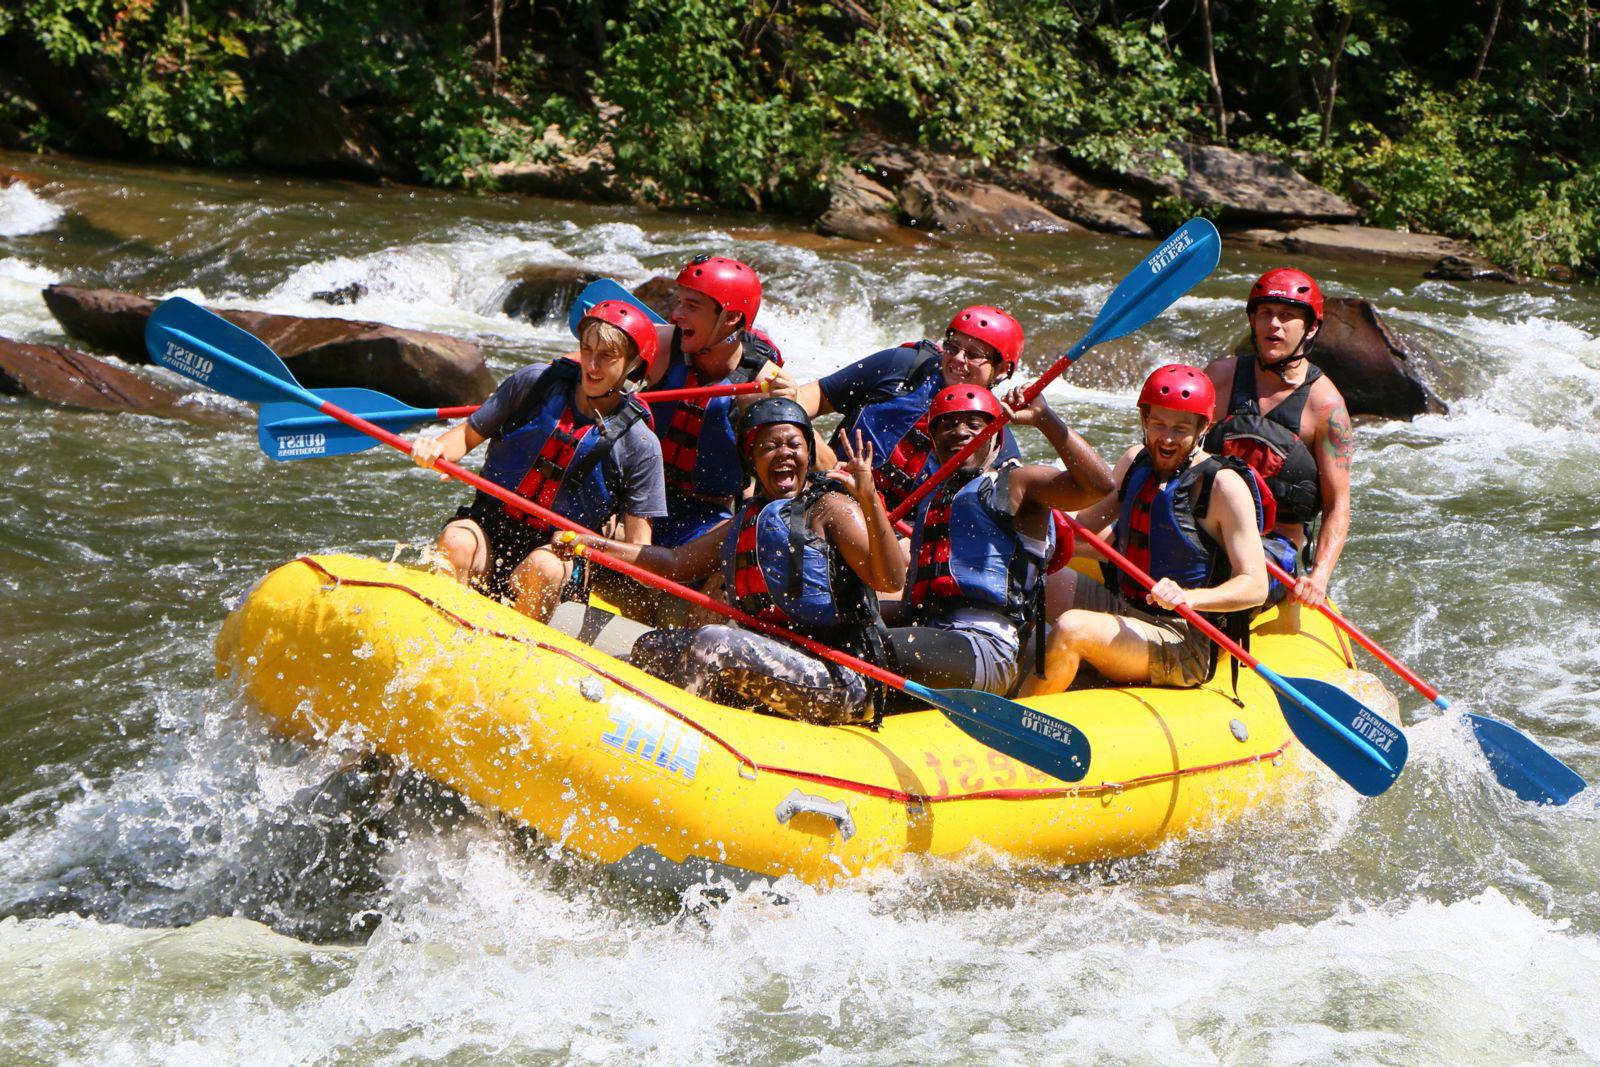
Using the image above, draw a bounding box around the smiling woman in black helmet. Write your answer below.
[554,398,904,726]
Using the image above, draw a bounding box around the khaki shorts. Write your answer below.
[1067,578,1215,688]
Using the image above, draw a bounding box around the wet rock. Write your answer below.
[41,284,493,407]
[251,101,400,181]
[898,171,1082,235]
[0,162,45,188]
[985,158,1152,238]
[854,138,946,189]
[0,336,184,414]
[478,125,622,202]
[630,276,678,320]
[1231,297,1448,419]
[1424,254,1523,285]
[1111,143,1358,225]
[496,265,602,323]
[815,168,905,242]
[311,282,369,306]
[1228,224,1481,266]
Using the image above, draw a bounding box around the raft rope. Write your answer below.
[292,557,1295,804]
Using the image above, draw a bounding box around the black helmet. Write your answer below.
[737,397,816,473]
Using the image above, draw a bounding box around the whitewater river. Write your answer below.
[2,153,1597,1064]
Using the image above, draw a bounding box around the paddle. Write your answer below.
[566,278,666,338]
[1060,512,1407,796]
[146,297,1092,784]
[258,379,765,462]
[886,218,1223,525]
[1265,559,1584,804]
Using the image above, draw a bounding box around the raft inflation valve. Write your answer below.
[775,789,856,841]
[1230,718,1249,742]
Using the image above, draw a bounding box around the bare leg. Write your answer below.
[508,547,570,622]
[437,519,489,583]
[1021,608,1153,696]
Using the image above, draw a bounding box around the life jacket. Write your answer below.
[908,461,1052,629]
[474,359,650,536]
[1106,449,1268,685]
[719,475,895,721]
[1203,355,1323,527]
[837,341,945,511]
[651,330,782,500]
[1110,449,1266,605]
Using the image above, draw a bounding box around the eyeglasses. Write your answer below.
[943,335,1000,366]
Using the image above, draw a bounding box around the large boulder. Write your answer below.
[495,265,603,323]
[898,171,1082,235]
[41,285,493,407]
[1232,297,1448,419]
[0,336,185,414]
[250,100,400,182]
[1112,143,1358,226]
[815,167,905,242]
[985,158,1152,238]
[630,275,677,320]
[1228,224,1485,267]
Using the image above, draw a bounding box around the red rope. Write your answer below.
[284,557,1293,804]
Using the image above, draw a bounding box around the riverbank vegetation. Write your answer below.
[2,1,1596,277]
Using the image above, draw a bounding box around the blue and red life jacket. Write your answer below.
[719,474,890,665]
[474,359,650,537]
[651,330,782,502]
[908,461,1052,628]
[1109,448,1267,610]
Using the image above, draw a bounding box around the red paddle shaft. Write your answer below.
[424,380,765,423]
[318,398,910,694]
[1265,559,1446,707]
[1060,513,1264,670]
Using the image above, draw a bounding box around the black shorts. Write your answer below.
[450,500,552,601]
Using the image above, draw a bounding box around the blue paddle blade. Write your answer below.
[259,388,432,461]
[567,279,668,339]
[1467,713,1586,805]
[146,297,302,404]
[909,682,1090,783]
[1081,218,1222,349]
[1274,675,1407,797]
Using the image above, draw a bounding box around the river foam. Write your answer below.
[0,182,64,237]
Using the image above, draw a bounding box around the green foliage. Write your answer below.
[593,0,836,213]
[2,0,1597,276]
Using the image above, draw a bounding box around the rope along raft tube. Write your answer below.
[217,553,1380,884]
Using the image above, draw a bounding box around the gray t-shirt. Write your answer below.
[469,362,667,520]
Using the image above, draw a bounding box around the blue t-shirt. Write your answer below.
[469,362,668,519]
[819,343,1022,462]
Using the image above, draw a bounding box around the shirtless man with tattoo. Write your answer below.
[1202,268,1353,616]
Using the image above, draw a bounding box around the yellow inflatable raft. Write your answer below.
[217,554,1377,885]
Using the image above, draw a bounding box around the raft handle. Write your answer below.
[775,789,856,841]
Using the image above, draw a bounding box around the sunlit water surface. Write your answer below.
[1,153,1597,1064]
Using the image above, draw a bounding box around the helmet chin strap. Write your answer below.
[1256,328,1316,379]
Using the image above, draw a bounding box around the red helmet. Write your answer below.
[579,300,660,379]
[675,255,761,326]
[1247,268,1324,324]
[928,384,1004,425]
[947,305,1024,376]
[1138,364,1215,421]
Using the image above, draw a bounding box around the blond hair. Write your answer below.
[579,318,639,364]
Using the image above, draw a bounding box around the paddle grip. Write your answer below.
[1264,559,1448,709]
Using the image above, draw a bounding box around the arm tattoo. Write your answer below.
[1322,405,1353,471]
